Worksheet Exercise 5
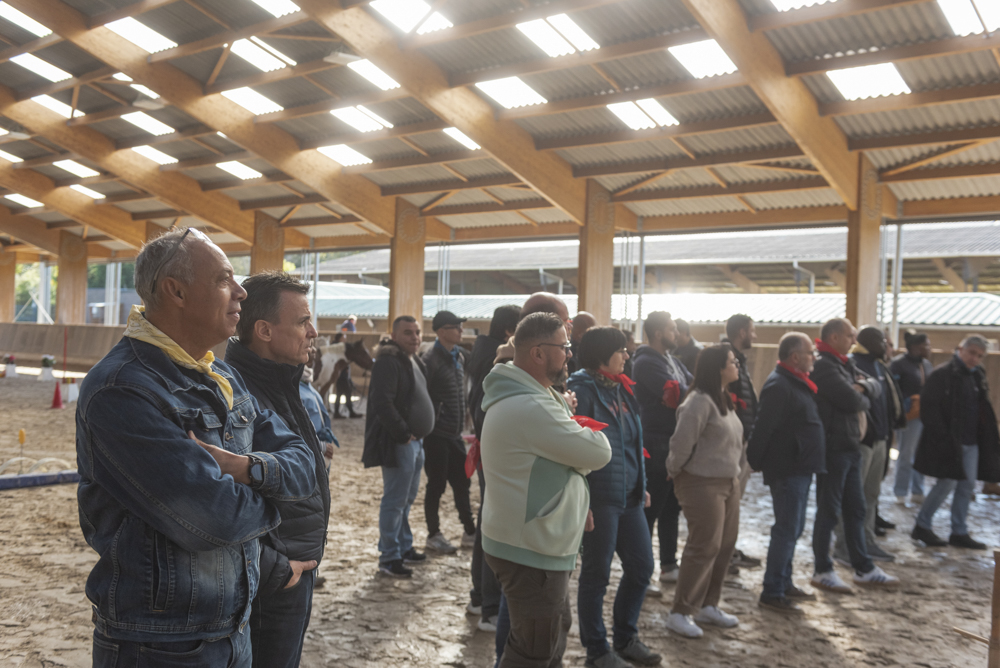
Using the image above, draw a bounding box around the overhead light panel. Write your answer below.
[0,2,52,37]
[607,102,656,130]
[517,19,575,58]
[131,145,178,165]
[122,111,175,136]
[827,62,910,100]
[230,38,295,72]
[475,77,547,109]
[636,98,679,126]
[105,17,177,53]
[0,149,23,163]
[443,127,480,150]
[317,144,372,167]
[249,0,300,18]
[221,87,284,115]
[330,106,392,132]
[70,184,106,199]
[770,0,837,10]
[113,72,133,82]
[54,160,100,178]
[370,0,433,32]
[216,161,263,180]
[668,39,738,79]
[347,59,400,90]
[5,194,42,208]
[130,84,160,99]
[938,0,1000,35]
[11,54,72,82]
[0,127,6,136]
[32,95,83,118]
[417,12,453,34]
[544,15,599,52]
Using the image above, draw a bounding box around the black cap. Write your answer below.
[432,310,466,331]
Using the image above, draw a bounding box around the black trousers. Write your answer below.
[250,569,315,668]
[423,433,476,536]
[644,447,682,570]
[471,468,502,617]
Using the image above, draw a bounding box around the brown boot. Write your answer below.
[983,482,1000,496]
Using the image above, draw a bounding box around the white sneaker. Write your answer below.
[659,566,679,583]
[461,530,476,548]
[425,532,458,554]
[477,615,498,632]
[665,612,703,638]
[645,583,663,598]
[854,565,900,589]
[694,605,739,628]
[811,569,854,594]
[895,495,910,506]
[466,602,481,616]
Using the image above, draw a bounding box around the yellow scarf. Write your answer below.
[123,305,234,409]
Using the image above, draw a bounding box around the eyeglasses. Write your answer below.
[537,342,572,353]
[150,227,209,294]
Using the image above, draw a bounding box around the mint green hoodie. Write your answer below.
[480,362,612,571]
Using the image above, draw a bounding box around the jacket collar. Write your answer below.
[224,338,303,388]
[127,336,236,398]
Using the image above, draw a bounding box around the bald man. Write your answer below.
[567,311,596,375]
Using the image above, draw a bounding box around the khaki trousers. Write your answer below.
[671,472,742,616]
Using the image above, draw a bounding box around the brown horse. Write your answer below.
[313,338,374,407]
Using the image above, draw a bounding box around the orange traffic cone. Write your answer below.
[51,381,64,409]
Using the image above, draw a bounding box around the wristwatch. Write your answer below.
[247,454,265,489]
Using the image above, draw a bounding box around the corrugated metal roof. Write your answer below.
[889,175,1000,201]
[746,188,843,210]
[837,98,1000,140]
[620,196,752,217]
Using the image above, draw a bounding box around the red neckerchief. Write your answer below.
[815,339,848,365]
[778,361,818,393]
[729,392,747,411]
[598,370,636,396]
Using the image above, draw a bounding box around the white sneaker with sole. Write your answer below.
[811,569,854,594]
[854,565,900,588]
[461,531,476,548]
[425,532,458,554]
[665,612,703,638]
[694,605,739,628]
[477,615,498,632]
[466,602,481,616]
[659,567,679,583]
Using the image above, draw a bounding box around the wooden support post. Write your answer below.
[991,548,1000,668]
[249,211,285,274]
[0,249,15,322]
[845,154,881,327]
[388,199,425,331]
[578,180,616,325]
[55,231,87,324]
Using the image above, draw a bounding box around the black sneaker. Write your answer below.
[758,596,803,615]
[615,637,662,666]
[403,548,427,564]
[378,559,412,578]
[876,515,896,530]
[911,525,948,547]
[784,584,817,601]
[732,549,762,568]
[949,533,988,550]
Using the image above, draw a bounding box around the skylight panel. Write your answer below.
[975,0,1000,31]
[5,194,42,208]
[939,0,1000,34]
[105,18,177,54]
[122,111,175,136]
[130,84,159,99]
[357,106,393,128]
[113,72,132,82]
[131,145,177,165]
[827,62,910,100]
[0,127,7,136]
[70,184,106,199]
[545,14,599,52]
[770,0,837,10]
[668,40,738,79]
[317,144,372,167]
[11,54,71,82]
[475,77,547,109]
[216,161,263,180]
[250,37,296,66]
[0,2,52,37]
[331,106,388,132]
[54,160,100,178]
[347,60,400,90]
[517,19,575,58]
[221,87,284,115]
[231,38,289,72]
[0,149,22,163]
[417,12,453,34]
[636,98,679,126]
[250,0,300,17]
[607,102,656,130]
[443,127,480,150]
[32,95,83,118]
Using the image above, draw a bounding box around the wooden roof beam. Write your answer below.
[115,124,215,150]
[536,113,777,151]
[642,204,848,232]
[681,0,858,209]
[147,12,311,62]
[0,34,62,65]
[205,57,338,95]
[380,175,523,196]
[0,208,62,255]
[298,119,450,150]
[18,66,116,102]
[613,176,829,202]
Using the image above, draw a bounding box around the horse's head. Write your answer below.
[345,339,374,370]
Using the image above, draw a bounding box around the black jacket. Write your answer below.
[422,341,468,439]
[674,339,702,376]
[915,355,1000,482]
[363,339,426,469]
[224,339,330,596]
[747,365,826,484]
[890,353,933,401]
[722,339,758,441]
[467,334,503,440]
[812,351,879,455]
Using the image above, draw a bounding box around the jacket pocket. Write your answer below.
[150,531,173,612]
[228,401,256,454]
[175,407,223,446]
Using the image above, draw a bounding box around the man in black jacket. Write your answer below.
[673,318,702,373]
[749,333,824,614]
[363,316,435,577]
[912,335,1000,549]
[810,318,899,593]
[422,310,477,554]
[225,272,329,668]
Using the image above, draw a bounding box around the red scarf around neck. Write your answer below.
[814,339,848,364]
[778,361,818,393]
[598,370,636,396]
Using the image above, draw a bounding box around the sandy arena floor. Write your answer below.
[0,374,997,667]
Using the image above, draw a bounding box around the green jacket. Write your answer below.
[480,363,612,571]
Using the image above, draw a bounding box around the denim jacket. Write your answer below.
[76,337,316,642]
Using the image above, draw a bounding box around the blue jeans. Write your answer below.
[379,439,424,563]
[578,503,654,659]
[762,475,812,599]
[92,628,250,667]
[250,569,314,668]
[916,444,979,536]
[813,449,874,575]
[893,419,926,497]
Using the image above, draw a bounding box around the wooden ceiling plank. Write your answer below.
[613,176,829,202]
